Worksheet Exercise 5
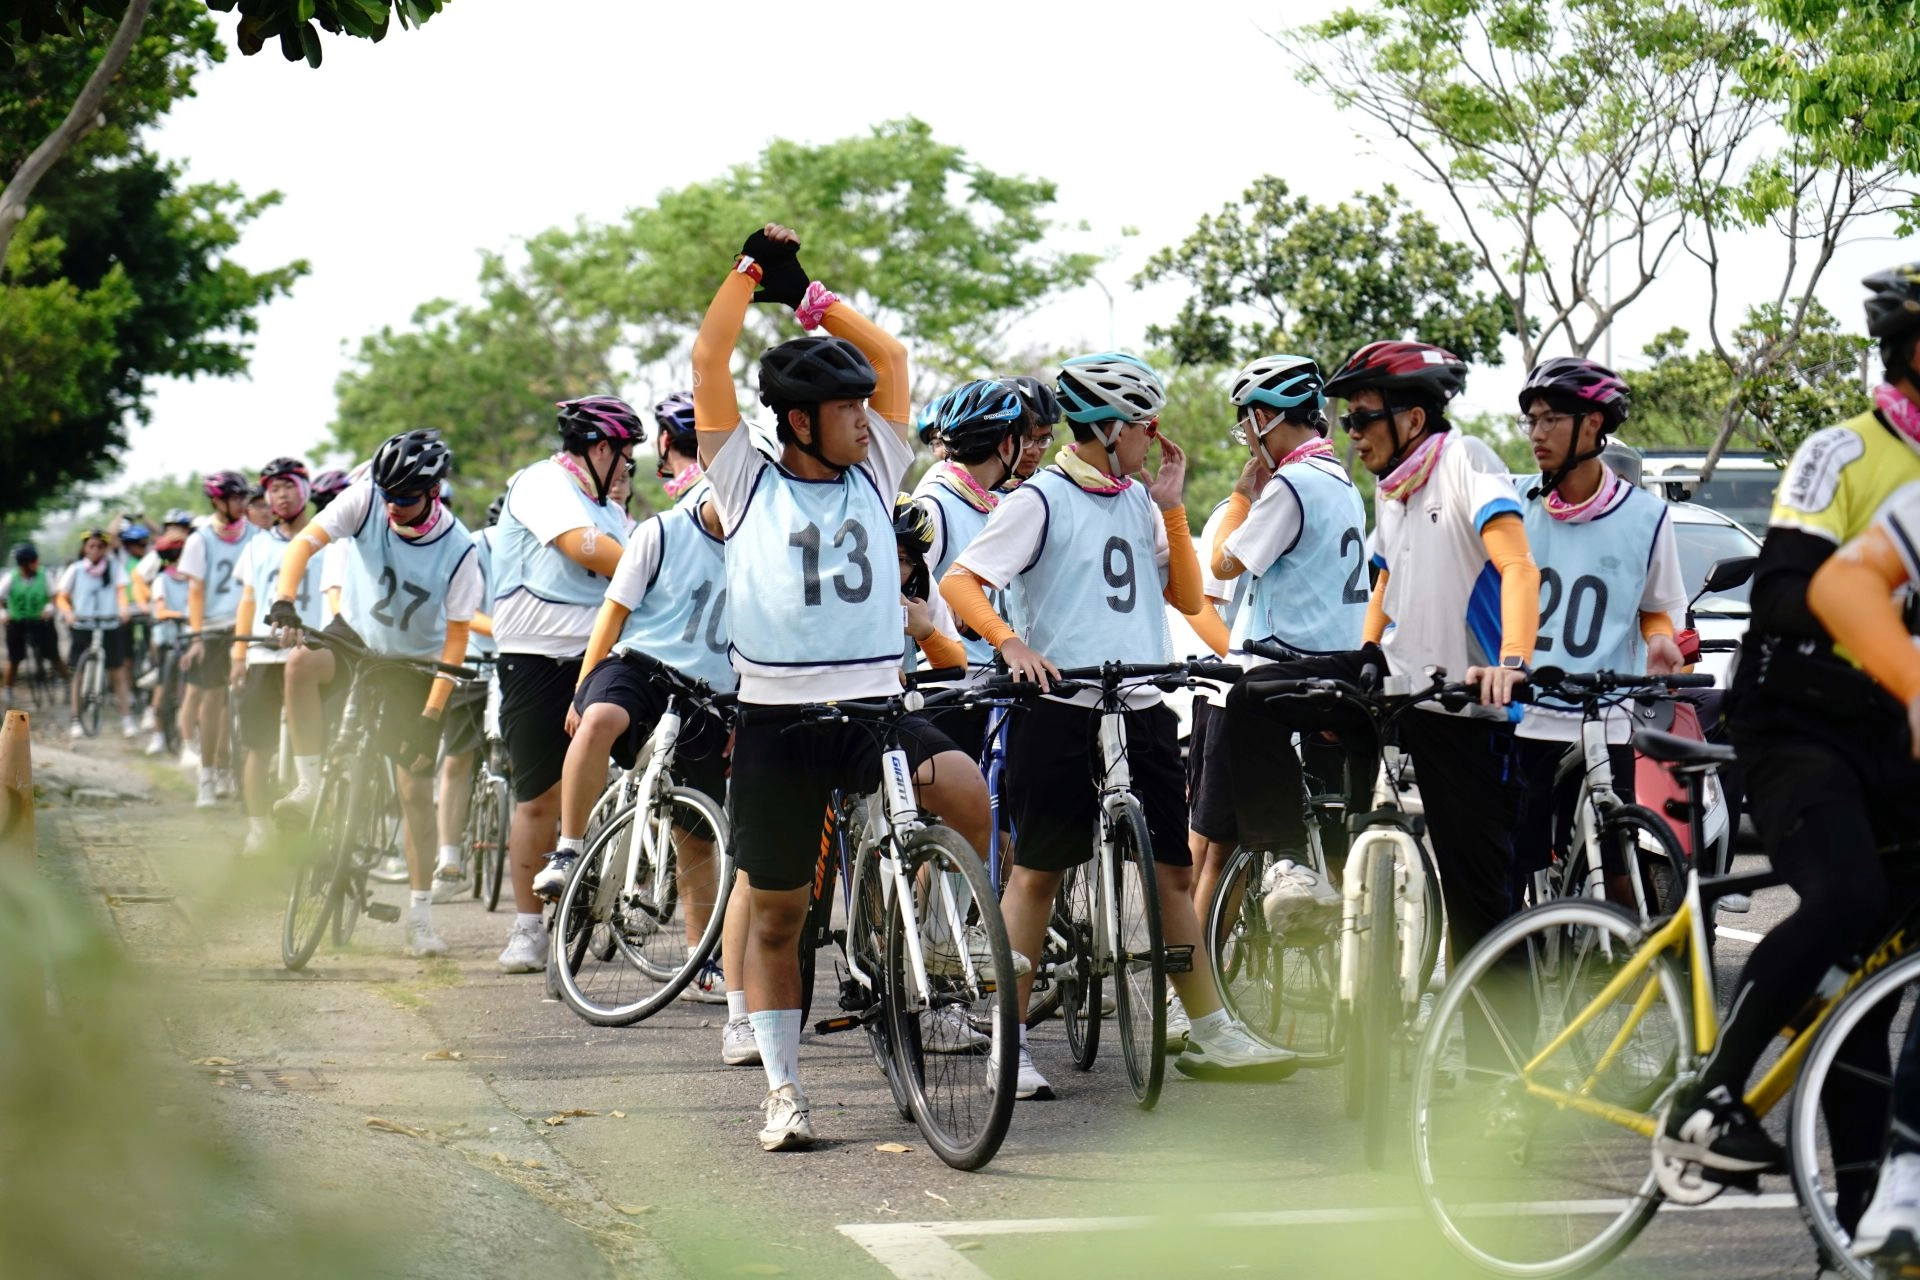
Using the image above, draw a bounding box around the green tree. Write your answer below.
[4,0,446,69]
[1133,177,1514,371]
[332,119,1100,498]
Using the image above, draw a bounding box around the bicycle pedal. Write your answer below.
[1163,943,1194,975]
[365,902,401,923]
[813,1015,859,1036]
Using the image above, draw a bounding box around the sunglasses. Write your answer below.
[1339,407,1396,434]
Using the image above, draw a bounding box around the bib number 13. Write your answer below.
[789,520,873,607]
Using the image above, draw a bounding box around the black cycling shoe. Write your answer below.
[1657,1085,1785,1173]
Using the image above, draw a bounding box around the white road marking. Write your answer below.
[839,1194,1803,1278]
[1717,926,1767,944]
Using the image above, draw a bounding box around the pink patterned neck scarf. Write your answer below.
[937,460,999,513]
[1058,443,1133,495]
[1874,383,1920,449]
[1378,431,1447,503]
[210,517,248,544]
[662,461,704,499]
[1543,462,1621,523]
[551,451,608,504]
[1273,437,1338,471]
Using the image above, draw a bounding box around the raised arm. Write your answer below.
[820,302,909,437]
[693,269,754,468]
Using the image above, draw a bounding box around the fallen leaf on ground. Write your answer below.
[874,1142,911,1154]
[611,1203,653,1216]
[191,1057,237,1066]
[492,1153,509,1164]
[954,1241,983,1252]
[553,1108,596,1117]
[364,1116,428,1139]
[521,1158,543,1169]
[609,1110,626,1119]
[924,1190,949,1205]
[422,1048,464,1061]
[542,1116,567,1127]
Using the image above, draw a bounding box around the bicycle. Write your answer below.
[552,661,735,1026]
[1037,659,1238,1111]
[67,615,120,737]
[280,629,473,971]
[460,658,512,910]
[1408,721,1916,1278]
[1517,666,1717,921]
[146,630,189,757]
[789,669,1020,1171]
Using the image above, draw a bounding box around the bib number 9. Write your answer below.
[1103,536,1136,613]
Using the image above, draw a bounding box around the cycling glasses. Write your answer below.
[1339,407,1396,434]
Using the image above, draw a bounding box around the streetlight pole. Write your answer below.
[1089,275,1117,350]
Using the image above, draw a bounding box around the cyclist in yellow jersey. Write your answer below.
[1655,264,1920,1220]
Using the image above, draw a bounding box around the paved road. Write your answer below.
[23,712,1846,1280]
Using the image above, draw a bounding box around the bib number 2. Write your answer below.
[788,520,873,607]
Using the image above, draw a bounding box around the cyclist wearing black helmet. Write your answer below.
[653,391,705,499]
[180,469,257,806]
[691,221,926,1152]
[2,543,65,706]
[1001,374,1063,486]
[268,429,483,960]
[1654,264,1920,1216]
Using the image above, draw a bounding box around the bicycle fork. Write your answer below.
[1339,827,1430,1011]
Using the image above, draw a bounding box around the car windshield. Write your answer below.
[1656,471,1777,535]
[1676,519,1759,611]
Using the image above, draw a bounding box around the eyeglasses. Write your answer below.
[1022,430,1056,451]
[1140,416,1160,439]
[1517,412,1574,436]
[1339,407,1395,434]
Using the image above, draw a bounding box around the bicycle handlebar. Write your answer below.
[1517,667,1717,703]
[297,627,476,680]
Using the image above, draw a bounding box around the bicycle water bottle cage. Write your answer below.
[1163,943,1194,975]
[1347,808,1423,838]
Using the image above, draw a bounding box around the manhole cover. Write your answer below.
[202,1066,330,1093]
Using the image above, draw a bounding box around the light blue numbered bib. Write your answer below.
[614,502,735,692]
[492,460,629,610]
[1519,476,1669,677]
[338,508,478,659]
[251,529,326,630]
[914,479,999,666]
[1017,468,1172,670]
[191,524,254,624]
[67,564,120,624]
[1230,457,1369,657]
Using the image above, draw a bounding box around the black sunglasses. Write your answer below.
[1339,407,1396,434]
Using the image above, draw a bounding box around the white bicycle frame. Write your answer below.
[1090,706,1134,983]
[1338,741,1435,1016]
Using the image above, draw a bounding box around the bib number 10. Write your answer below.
[789,520,873,607]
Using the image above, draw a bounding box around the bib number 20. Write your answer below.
[789,520,873,607]
[1536,569,1609,659]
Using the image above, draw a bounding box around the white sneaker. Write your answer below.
[195,775,217,809]
[1014,1044,1055,1101]
[757,1082,814,1151]
[921,1002,991,1053]
[405,917,450,958]
[1175,1019,1301,1080]
[722,1017,761,1066]
[1165,993,1191,1052]
[431,861,468,903]
[1261,857,1341,935]
[179,744,201,770]
[681,956,727,1004]
[1853,1152,1920,1259]
[69,721,84,741]
[138,706,157,731]
[531,850,576,900]
[214,768,237,800]
[144,730,166,756]
[120,715,138,739]
[272,781,318,825]
[923,925,1033,981]
[241,823,273,858]
[497,920,547,973]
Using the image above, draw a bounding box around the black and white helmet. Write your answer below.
[371,429,452,499]
[1055,353,1166,425]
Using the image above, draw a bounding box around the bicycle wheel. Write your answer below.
[282,764,357,970]
[158,652,183,756]
[1108,799,1166,1109]
[884,825,1019,1171]
[844,844,913,1121]
[1361,847,1399,1168]
[1789,948,1920,1279]
[482,774,509,910]
[336,763,395,946]
[1601,804,1688,921]
[1059,859,1100,1069]
[1411,898,1689,1278]
[1023,896,1068,1028]
[81,652,103,737]
[1207,846,1341,1064]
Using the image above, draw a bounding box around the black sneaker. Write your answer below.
[1657,1085,1784,1173]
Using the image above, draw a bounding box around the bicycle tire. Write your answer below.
[1362,847,1397,1168]
[337,762,397,945]
[1410,897,1687,1278]
[884,825,1018,1170]
[282,763,357,970]
[849,840,914,1121]
[158,651,183,757]
[1059,860,1100,1069]
[1788,948,1920,1279]
[482,775,509,911]
[81,651,103,737]
[1603,804,1688,921]
[1109,798,1166,1110]
[1209,846,1341,1065]
[798,829,839,1033]
[1023,898,1070,1028]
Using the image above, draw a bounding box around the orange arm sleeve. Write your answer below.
[1211,493,1252,580]
[693,271,754,463]
[1189,599,1230,657]
[917,628,967,671]
[1363,570,1391,645]
[579,601,631,685]
[277,527,328,602]
[820,302,910,428]
[1809,527,1920,704]
[132,573,151,608]
[1639,610,1674,641]
[232,590,255,665]
[1480,515,1540,662]
[940,566,1017,650]
[187,579,205,632]
[552,526,625,578]
[1160,505,1203,615]
[426,621,470,714]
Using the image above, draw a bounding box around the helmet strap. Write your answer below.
[1531,417,1608,500]
[790,407,849,473]
[1091,422,1125,476]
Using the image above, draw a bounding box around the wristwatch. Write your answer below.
[1500,655,1529,674]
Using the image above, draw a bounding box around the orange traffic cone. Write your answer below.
[1,710,33,863]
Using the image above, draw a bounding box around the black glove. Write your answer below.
[741,228,810,309]
[266,599,303,631]
[398,712,443,769]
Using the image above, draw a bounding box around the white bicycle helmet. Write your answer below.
[1055,352,1166,425]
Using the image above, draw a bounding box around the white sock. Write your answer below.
[436,843,461,870]
[515,911,543,933]
[409,891,431,923]
[555,835,585,855]
[199,766,215,786]
[1019,1024,1030,1049]
[750,1009,803,1092]
[1190,1007,1230,1039]
[293,755,321,789]
[726,990,748,1021]
[247,816,272,839]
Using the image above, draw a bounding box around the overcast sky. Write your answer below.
[120,0,1909,484]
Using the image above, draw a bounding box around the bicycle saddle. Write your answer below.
[1631,727,1735,768]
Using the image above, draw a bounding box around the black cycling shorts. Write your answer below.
[572,653,729,802]
[238,663,288,755]
[67,624,129,672]
[498,651,581,803]
[1186,697,1236,845]
[441,672,487,759]
[6,618,58,667]
[1004,697,1190,873]
[182,635,231,690]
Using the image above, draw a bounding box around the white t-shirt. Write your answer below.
[177,520,253,625]
[705,409,914,702]
[1191,499,1243,704]
[310,485,484,624]
[1371,434,1524,715]
[492,459,617,657]
[319,540,346,625]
